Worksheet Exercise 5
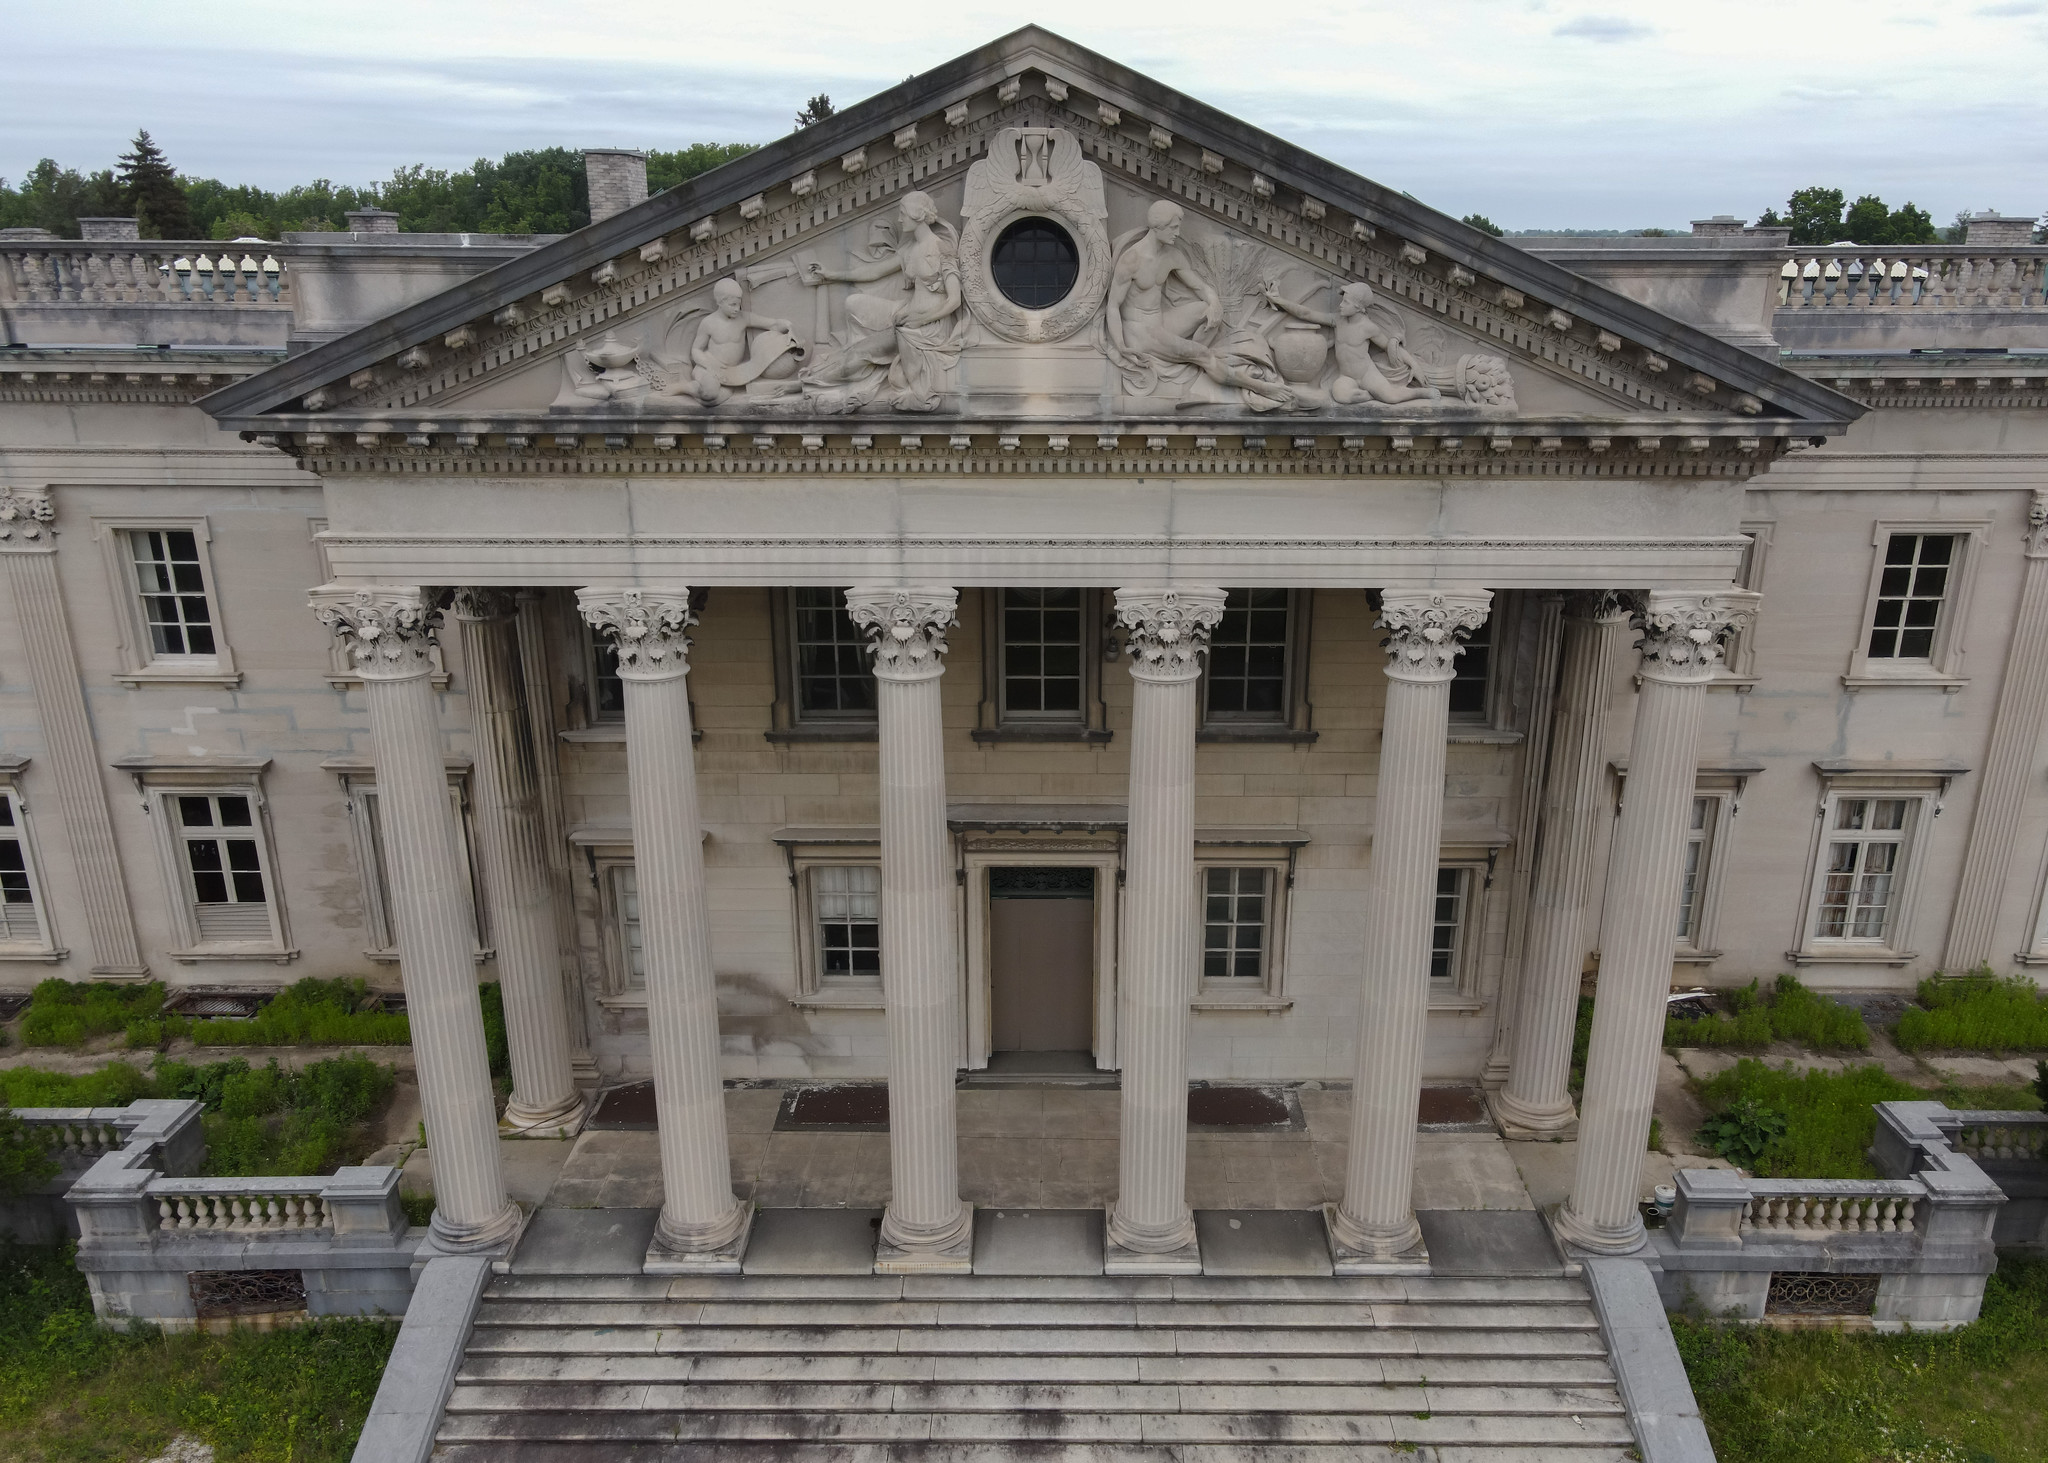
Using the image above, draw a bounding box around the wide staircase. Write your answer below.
[432,1271,1637,1460]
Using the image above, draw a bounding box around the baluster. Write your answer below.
[156,1198,175,1229]
[1827,1197,1848,1231]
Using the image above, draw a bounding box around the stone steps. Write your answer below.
[436,1270,1636,1459]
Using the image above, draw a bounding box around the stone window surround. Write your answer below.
[1842,519,1989,692]
[766,587,879,743]
[1713,522,1773,689]
[111,757,295,964]
[972,586,1112,744]
[1445,588,1525,744]
[92,516,240,688]
[2020,838,2048,968]
[569,825,715,1007]
[1611,760,1764,964]
[1197,588,1317,744]
[1191,838,1301,1010]
[1787,761,1968,967]
[320,757,490,965]
[0,757,63,962]
[1431,830,1513,1011]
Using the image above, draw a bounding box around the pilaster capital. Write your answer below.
[2027,491,2048,559]
[576,586,695,680]
[310,586,444,680]
[845,587,957,681]
[1377,589,1492,682]
[446,586,518,622]
[1635,589,1762,683]
[1114,587,1227,683]
[0,486,56,553]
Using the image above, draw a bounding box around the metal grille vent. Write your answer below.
[188,1268,307,1319]
[1765,1271,1879,1316]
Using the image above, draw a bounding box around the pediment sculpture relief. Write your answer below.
[546,156,1516,419]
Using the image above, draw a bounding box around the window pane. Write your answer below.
[1205,590,1289,724]
[130,530,215,660]
[816,865,882,979]
[1868,534,1954,661]
[217,796,252,827]
[1448,614,1492,719]
[590,631,625,721]
[1001,589,1084,721]
[617,867,645,986]
[792,590,876,718]
[178,795,214,827]
[1431,867,1466,982]
[1200,866,1269,982]
[1678,797,1711,941]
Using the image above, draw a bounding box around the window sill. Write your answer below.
[1191,993,1293,1012]
[1428,994,1487,1013]
[169,946,300,965]
[560,725,699,744]
[328,673,451,689]
[1711,676,1760,693]
[1841,674,1968,693]
[1447,727,1524,745]
[118,669,242,689]
[0,946,66,964]
[595,991,647,1010]
[971,726,1113,744]
[2013,950,2048,968]
[766,725,878,744]
[1786,945,1917,967]
[1197,727,1319,744]
[790,988,888,1010]
[364,948,492,965]
[1674,949,1723,964]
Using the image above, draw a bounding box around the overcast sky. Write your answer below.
[7,0,2043,231]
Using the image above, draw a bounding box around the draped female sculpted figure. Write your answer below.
[798,191,966,412]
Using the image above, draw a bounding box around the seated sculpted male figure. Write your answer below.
[1261,280,1441,406]
[684,278,797,406]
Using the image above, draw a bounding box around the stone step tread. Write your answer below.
[433,1409,1635,1446]
[471,1299,1598,1331]
[441,1380,1626,1417]
[457,1352,1618,1388]
[486,1274,1590,1306]
[430,1442,1641,1463]
[462,1324,1611,1360]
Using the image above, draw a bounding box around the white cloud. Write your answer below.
[1552,15,1655,40]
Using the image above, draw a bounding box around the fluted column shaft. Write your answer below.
[1334,590,1491,1260]
[848,588,972,1263]
[1109,588,1226,1258]
[312,587,517,1252]
[1559,590,1759,1254]
[1495,595,1631,1134]
[452,591,581,1132]
[579,588,746,1257]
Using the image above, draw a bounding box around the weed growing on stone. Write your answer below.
[126,977,410,1050]
[1695,1059,1922,1178]
[19,979,167,1047]
[1666,975,1870,1051]
[1896,972,2048,1055]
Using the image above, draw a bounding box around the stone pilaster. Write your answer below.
[577,587,750,1270]
[311,586,519,1253]
[1945,492,2048,968]
[846,587,974,1272]
[1491,592,1632,1138]
[449,589,582,1136]
[1107,587,1226,1273]
[1557,590,1760,1255]
[1330,590,1491,1271]
[0,488,146,975]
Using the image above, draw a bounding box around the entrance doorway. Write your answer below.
[988,866,1095,1067]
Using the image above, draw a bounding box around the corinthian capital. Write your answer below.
[0,487,55,553]
[1115,587,1227,682]
[576,587,695,679]
[446,586,517,622]
[845,587,957,681]
[1377,589,1492,681]
[1635,589,1762,682]
[310,586,444,680]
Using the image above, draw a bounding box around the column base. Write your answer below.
[500,1091,588,1140]
[644,1204,755,1276]
[413,1202,529,1278]
[1321,1204,1432,1276]
[1486,1089,1579,1142]
[1551,1201,1648,1258]
[1103,1206,1202,1275]
[874,1204,975,1274]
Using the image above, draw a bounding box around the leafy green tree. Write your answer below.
[1460,212,1503,237]
[0,159,124,237]
[0,1109,59,1197]
[794,94,836,129]
[117,130,193,238]
[1785,186,1844,245]
[1843,193,1892,244]
[1885,201,1938,244]
[647,143,757,194]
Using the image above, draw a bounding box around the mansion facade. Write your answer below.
[2,27,2044,1266]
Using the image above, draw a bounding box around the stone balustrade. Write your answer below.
[152,1181,332,1233]
[16,1110,129,1159]
[1944,1113,2048,1163]
[1739,1182,1923,1237]
[1877,1101,2048,1254]
[1778,247,2048,312]
[0,241,290,307]
[1,1099,210,1247]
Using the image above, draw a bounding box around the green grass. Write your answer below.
[1667,975,1871,1052]
[1897,974,2048,1055]
[20,980,166,1048]
[1676,1257,2048,1462]
[127,977,410,1051]
[0,1242,395,1461]
[1929,1078,2045,1114]
[1696,1059,1924,1178]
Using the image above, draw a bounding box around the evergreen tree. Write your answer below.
[117,130,192,238]
[794,94,836,130]
[1460,213,1504,237]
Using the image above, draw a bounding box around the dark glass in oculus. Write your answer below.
[990,218,1079,309]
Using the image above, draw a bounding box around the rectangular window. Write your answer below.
[587,626,625,723]
[1202,867,1269,982]
[1868,534,1954,661]
[1205,589,1290,723]
[1430,867,1468,983]
[613,866,645,987]
[334,770,487,959]
[173,793,272,942]
[1448,617,1492,720]
[1677,796,1713,941]
[130,529,216,658]
[0,793,43,945]
[1815,798,1909,941]
[1000,589,1084,720]
[792,589,876,720]
[813,865,880,980]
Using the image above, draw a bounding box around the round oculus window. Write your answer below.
[989,217,1080,310]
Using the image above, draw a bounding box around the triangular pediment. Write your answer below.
[203,27,1857,442]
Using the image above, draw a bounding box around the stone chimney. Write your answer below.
[1962,212,2039,247]
[344,208,400,235]
[78,217,142,242]
[585,149,649,223]
[1691,215,1746,237]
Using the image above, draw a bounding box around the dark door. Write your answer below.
[989,866,1095,1053]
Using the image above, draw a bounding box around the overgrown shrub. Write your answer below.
[0,1061,157,1109]
[1700,1098,1786,1168]
[1665,975,1868,1051]
[1695,1059,1922,1177]
[0,1113,58,1198]
[126,977,409,1050]
[20,979,165,1048]
[1895,971,2048,1053]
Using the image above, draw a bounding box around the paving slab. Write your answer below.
[1417,1210,1564,1277]
[974,1207,1105,1275]
[1194,1209,1334,1277]
[1928,1055,2040,1084]
[401,1136,576,1208]
[1409,1134,1533,1211]
[511,1207,659,1275]
[743,1206,884,1274]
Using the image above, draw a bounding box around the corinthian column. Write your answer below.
[1557,590,1759,1255]
[0,488,145,974]
[450,589,583,1137]
[311,587,519,1254]
[846,587,973,1272]
[1491,592,1631,1139]
[577,588,749,1270]
[1107,587,1226,1274]
[1331,590,1491,1271]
